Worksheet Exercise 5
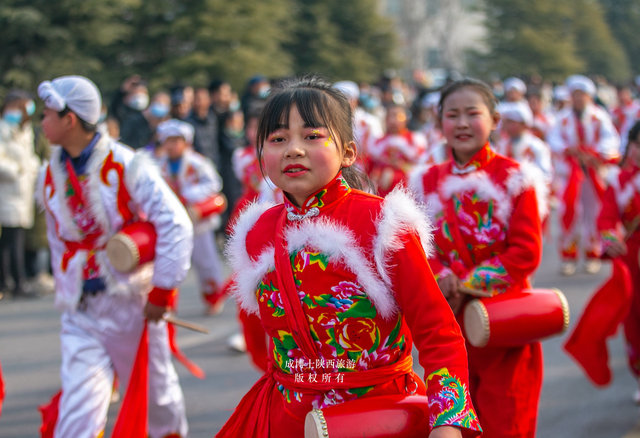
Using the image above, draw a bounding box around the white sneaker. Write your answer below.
[561,262,577,276]
[227,333,247,353]
[585,259,602,274]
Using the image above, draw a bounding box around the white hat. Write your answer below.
[421,92,441,109]
[566,75,596,97]
[500,101,533,127]
[333,81,360,101]
[504,77,527,95]
[554,85,571,102]
[157,119,195,144]
[38,76,102,125]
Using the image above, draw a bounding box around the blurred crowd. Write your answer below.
[2,69,639,299]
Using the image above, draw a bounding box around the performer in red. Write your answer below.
[412,79,547,438]
[36,76,192,438]
[368,105,427,196]
[576,120,640,398]
[218,76,481,438]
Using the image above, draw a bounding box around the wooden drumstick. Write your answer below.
[457,286,493,298]
[163,314,210,334]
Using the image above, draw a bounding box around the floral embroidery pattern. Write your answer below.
[461,257,513,294]
[256,280,285,317]
[262,246,407,408]
[427,368,481,431]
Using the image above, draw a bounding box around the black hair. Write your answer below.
[209,79,228,93]
[58,107,97,133]
[621,120,640,167]
[438,78,498,120]
[526,86,542,99]
[256,75,370,191]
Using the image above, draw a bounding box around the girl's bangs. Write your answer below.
[262,88,331,136]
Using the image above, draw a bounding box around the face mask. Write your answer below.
[3,109,23,125]
[361,94,380,112]
[229,99,241,112]
[149,102,170,118]
[98,111,107,123]
[127,93,149,111]
[258,85,271,99]
[26,100,36,116]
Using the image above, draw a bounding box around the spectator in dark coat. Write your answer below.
[119,91,170,150]
[186,88,219,167]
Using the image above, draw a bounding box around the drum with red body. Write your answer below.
[463,288,570,348]
[187,194,227,222]
[304,395,430,438]
[106,222,157,273]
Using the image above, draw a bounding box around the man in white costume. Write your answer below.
[36,76,192,438]
[156,119,226,315]
[547,75,621,276]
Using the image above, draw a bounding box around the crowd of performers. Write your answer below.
[0,69,639,438]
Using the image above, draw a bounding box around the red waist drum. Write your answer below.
[187,194,227,222]
[106,222,157,273]
[305,395,430,438]
[463,288,570,348]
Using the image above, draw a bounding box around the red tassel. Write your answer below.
[112,325,149,438]
[168,323,206,379]
[0,359,4,418]
[564,258,633,386]
[38,390,62,438]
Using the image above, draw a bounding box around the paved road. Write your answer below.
[1,219,640,437]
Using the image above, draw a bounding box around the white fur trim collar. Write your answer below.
[439,171,512,224]
[505,161,550,220]
[373,186,434,293]
[225,201,276,315]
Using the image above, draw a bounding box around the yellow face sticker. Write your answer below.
[324,137,333,147]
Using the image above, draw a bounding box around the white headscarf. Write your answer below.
[37,76,102,125]
[500,101,533,127]
[566,75,596,97]
[504,77,527,95]
[157,119,195,144]
[333,81,360,101]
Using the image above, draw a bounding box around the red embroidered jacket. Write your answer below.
[222,174,481,437]
[411,144,544,296]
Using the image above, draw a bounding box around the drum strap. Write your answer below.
[442,197,476,270]
[274,208,320,361]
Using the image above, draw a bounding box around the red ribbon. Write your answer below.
[0,359,4,418]
[564,258,633,386]
[112,324,149,438]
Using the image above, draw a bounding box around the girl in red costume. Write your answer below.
[218,76,481,438]
[596,120,640,401]
[411,78,547,438]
